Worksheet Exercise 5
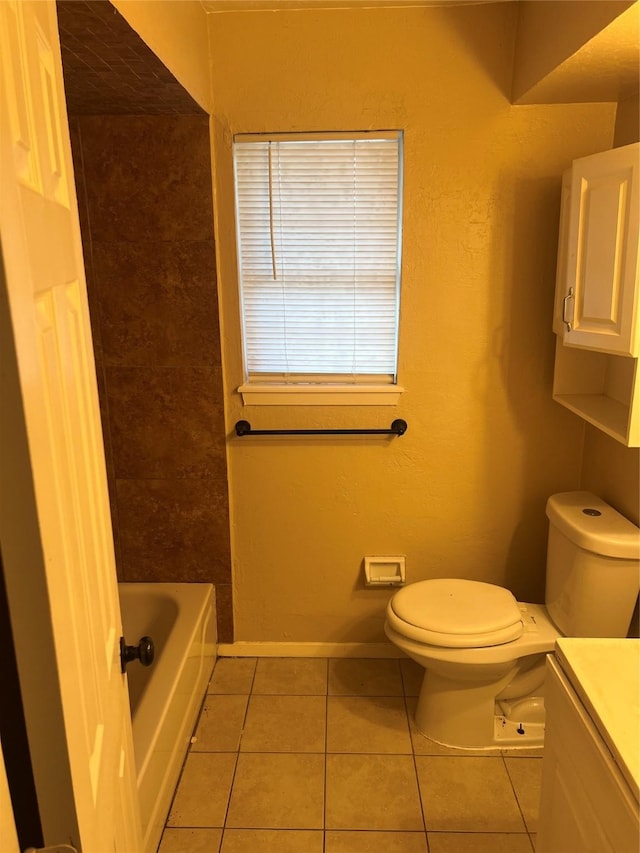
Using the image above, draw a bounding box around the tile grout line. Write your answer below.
[400,663,431,852]
[323,657,329,853]
[216,657,257,851]
[502,752,532,837]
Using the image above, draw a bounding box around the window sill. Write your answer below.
[238,384,405,406]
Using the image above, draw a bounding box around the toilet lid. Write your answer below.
[389,579,524,648]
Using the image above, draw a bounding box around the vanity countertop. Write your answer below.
[555,637,640,801]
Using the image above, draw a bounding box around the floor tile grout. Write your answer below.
[320,658,328,853]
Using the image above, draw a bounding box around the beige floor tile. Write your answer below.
[192,695,249,751]
[326,753,424,831]
[208,658,257,694]
[400,658,424,697]
[225,752,324,829]
[416,756,526,832]
[158,828,222,852]
[240,694,326,752]
[167,753,237,827]
[427,832,534,852]
[164,659,544,849]
[220,829,323,852]
[328,658,404,696]
[504,757,544,832]
[327,695,412,754]
[325,830,429,851]
[252,657,328,694]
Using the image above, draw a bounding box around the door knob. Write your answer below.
[120,635,155,673]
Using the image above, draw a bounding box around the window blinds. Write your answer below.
[233,132,402,382]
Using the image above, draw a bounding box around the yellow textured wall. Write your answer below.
[614,93,640,148]
[581,428,640,527]
[111,0,211,111]
[210,4,616,644]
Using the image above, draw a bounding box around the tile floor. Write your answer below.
[159,657,542,852]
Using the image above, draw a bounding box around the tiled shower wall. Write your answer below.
[69,115,233,641]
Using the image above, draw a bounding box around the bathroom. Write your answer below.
[63,0,639,654]
[0,0,638,851]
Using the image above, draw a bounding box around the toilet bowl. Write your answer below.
[385,581,560,748]
[384,492,640,750]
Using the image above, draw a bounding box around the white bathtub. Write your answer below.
[119,583,217,853]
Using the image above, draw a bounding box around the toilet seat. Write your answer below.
[388,578,524,648]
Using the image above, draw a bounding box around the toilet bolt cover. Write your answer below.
[390,578,523,638]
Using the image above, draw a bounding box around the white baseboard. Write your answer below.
[217,641,404,658]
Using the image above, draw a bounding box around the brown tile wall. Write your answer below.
[57,0,203,116]
[70,114,233,642]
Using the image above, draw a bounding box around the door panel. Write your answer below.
[0,1,141,849]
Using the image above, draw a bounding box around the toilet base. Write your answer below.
[413,665,547,750]
[493,712,545,747]
[414,706,545,751]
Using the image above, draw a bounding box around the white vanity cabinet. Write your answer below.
[552,142,640,446]
[537,640,640,853]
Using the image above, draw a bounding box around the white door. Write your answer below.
[0,1,142,850]
[562,142,639,356]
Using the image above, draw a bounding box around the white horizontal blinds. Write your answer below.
[234,132,401,381]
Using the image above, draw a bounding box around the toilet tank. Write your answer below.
[545,492,640,637]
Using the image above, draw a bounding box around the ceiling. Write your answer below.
[57,0,638,113]
[201,0,638,103]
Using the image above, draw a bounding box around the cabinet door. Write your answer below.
[562,143,639,356]
[537,657,639,853]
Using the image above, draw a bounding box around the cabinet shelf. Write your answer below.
[552,339,638,446]
[553,393,630,444]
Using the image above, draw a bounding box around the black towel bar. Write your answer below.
[235,419,407,437]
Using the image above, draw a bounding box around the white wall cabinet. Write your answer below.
[537,654,639,853]
[552,143,639,446]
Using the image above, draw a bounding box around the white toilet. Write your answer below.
[384,491,640,749]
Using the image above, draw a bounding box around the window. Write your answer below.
[233,131,404,405]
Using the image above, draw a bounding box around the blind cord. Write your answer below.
[268,142,277,281]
